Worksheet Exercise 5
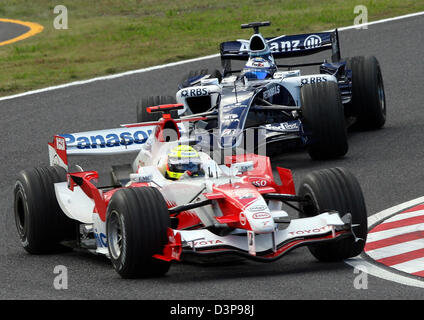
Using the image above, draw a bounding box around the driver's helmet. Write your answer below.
[166,145,202,180]
[242,52,277,80]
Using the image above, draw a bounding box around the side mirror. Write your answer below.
[203,160,221,178]
[231,161,254,175]
[129,173,152,183]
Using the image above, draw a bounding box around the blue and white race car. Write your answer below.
[138,21,386,160]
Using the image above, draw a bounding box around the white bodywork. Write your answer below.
[55,183,94,224]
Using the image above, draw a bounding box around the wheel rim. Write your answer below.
[377,70,386,115]
[107,210,124,260]
[299,185,320,218]
[14,189,26,237]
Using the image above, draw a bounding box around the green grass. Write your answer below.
[0,0,423,96]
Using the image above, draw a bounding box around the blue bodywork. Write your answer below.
[179,28,356,151]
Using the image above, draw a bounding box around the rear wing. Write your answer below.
[220,29,341,67]
[47,105,211,169]
[48,124,159,170]
[58,124,157,156]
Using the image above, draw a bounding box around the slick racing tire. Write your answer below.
[13,166,76,254]
[106,187,171,278]
[346,56,386,129]
[298,167,368,262]
[301,81,348,160]
[179,69,222,89]
[136,95,177,123]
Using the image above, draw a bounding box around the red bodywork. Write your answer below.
[67,153,295,222]
[65,152,297,262]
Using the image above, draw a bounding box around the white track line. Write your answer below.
[345,196,424,288]
[336,10,424,31]
[0,53,220,102]
[367,196,424,228]
[384,210,424,223]
[347,256,424,288]
[0,11,423,103]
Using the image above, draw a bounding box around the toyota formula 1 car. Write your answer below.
[14,105,368,278]
[137,21,386,160]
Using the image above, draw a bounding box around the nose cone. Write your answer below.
[213,182,275,233]
[244,198,275,233]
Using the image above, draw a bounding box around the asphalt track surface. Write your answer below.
[0,15,424,300]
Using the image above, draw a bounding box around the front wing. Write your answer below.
[160,212,352,262]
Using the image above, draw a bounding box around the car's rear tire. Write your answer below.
[136,95,177,123]
[297,167,368,261]
[106,187,171,278]
[346,56,386,129]
[301,81,348,160]
[179,69,222,88]
[13,166,76,254]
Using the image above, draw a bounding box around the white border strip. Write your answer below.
[367,196,424,228]
[0,53,220,102]
[0,10,423,103]
[337,10,424,31]
[346,257,424,288]
[345,196,424,289]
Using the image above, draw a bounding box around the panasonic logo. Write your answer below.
[61,130,152,149]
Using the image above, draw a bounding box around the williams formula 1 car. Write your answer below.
[14,105,368,278]
[137,21,386,160]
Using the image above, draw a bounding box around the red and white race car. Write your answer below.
[13,105,368,278]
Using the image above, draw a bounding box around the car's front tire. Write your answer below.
[106,187,171,278]
[297,167,368,261]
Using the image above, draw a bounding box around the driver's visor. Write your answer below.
[244,71,269,80]
[168,161,201,173]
